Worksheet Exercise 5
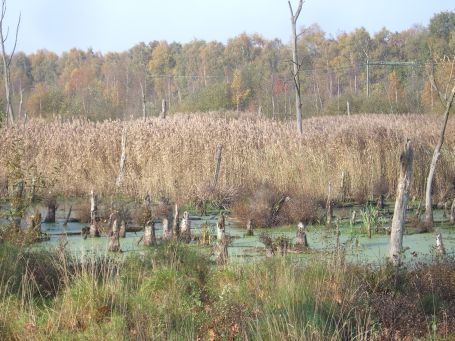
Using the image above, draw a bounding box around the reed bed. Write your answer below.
[0,112,454,204]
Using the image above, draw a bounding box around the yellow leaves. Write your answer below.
[231,69,251,111]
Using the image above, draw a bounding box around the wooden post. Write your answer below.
[119,220,126,238]
[172,203,179,238]
[144,221,156,246]
[115,128,127,188]
[213,144,223,188]
[89,190,100,238]
[295,222,308,247]
[108,218,121,252]
[216,212,225,241]
[326,182,333,227]
[180,211,191,241]
[160,99,167,119]
[389,140,413,266]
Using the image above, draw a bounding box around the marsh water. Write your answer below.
[34,205,455,264]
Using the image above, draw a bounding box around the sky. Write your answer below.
[4,0,455,55]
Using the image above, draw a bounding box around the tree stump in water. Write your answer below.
[214,236,229,265]
[295,222,308,247]
[436,233,446,256]
[43,194,58,223]
[377,194,385,210]
[172,203,180,239]
[389,140,413,266]
[108,219,121,252]
[29,211,42,234]
[89,190,100,238]
[162,217,172,240]
[216,212,225,241]
[119,220,126,238]
[245,219,254,236]
[144,221,156,246]
[350,210,357,226]
[451,199,455,225]
[326,183,333,227]
[180,211,191,242]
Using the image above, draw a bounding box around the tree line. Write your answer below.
[1,10,455,122]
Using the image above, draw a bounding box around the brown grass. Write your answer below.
[1,113,454,205]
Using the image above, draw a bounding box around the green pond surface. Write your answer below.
[37,210,455,265]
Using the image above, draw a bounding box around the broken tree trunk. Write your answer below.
[295,222,308,247]
[108,219,121,252]
[270,195,289,227]
[115,128,127,188]
[423,81,455,228]
[212,144,223,188]
[162,217,172,240]
[89,190,100,238]
[350,210,357,226]
[436,233,446,256]
[119,220,126,238]
[389,140,413,266]
[288,0,304,134]
[143,221,156,246]
[216,212,225,241]
[29,211,42,235]
[215,237,229,265]
[172,203,179,238]
[245,219,254,236]
[44,194,57,223]
[180,211,191,242]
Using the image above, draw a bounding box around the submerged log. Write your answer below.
[108,219,121,252]
[143,221,156,246]
[295,222,308,247]
[389,140,413,266]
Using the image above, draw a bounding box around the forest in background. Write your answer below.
[1,11,455,122]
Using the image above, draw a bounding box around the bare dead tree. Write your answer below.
[0,0,20,125]
[115,128,127,188]
[288,0,304,134]
[389,140,413,266]
[423,58,455,228]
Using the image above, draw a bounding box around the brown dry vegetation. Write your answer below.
[0,112,454,205]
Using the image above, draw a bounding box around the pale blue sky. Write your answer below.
[4,0,455,54]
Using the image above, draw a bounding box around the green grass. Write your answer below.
[0,241,454,340]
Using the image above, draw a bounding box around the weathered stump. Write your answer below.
[172,204,180,238]
[389,140,413,266]
[295,222,308,247]
[350,210,357,226]
[44,193,58,223]
[377,194,385,210]
[245,219,254,236]
[162,217,172,240]
[216,212,225,241]
[144,221,156,246]
[108,219,121,252]
[259,234,275,258]
[89,190,100,238]
[436,233,446,256]
[180,211,191,242]
[214,236,229,265]
[119,220,126,238]
[29,211,42,234]
[326,183,333,227]
[451,199,455,225]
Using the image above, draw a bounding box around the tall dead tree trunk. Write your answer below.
[424,61,455,228]
[213,144,223,188]
[89,190,100,237]
[115,128,127,188]
[288,0,304,134]
[389,140,413,266]
[0,0,20,126]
